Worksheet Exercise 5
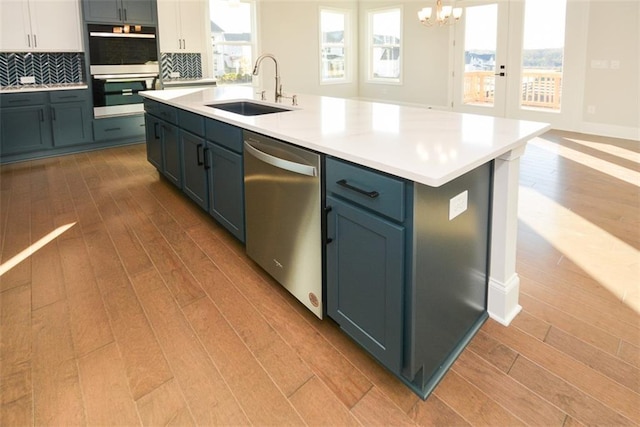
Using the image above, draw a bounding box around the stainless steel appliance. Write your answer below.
[243,131,323,318]
[88,24,159,117]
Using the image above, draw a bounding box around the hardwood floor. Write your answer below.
[1,129,638,426]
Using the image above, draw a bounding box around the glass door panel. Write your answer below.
[453,1,509,116]
[520,0,566,111]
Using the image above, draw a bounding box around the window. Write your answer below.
[320,8,351,84]
[368,7,402,83]
[210,0,256,85]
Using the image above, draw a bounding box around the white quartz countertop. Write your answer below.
[141,86,550,187]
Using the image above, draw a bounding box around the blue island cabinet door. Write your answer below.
[181,131,209,210]
[161,122,181,188]
[207,142,245,242]
[326,195,405,373]
[144,113,162,170]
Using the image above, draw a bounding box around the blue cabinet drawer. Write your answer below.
[205,118,243,153]
[1,92,47,107]
[326,157,406,222]
[179,109,205,137]
[93,115,146,141]
[49,89,90,103]
[144,99,178,124]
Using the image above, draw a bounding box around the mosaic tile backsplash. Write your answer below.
[161,53,202,80]
[0,52,86,88]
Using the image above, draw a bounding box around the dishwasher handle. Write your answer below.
[244,141,317,177]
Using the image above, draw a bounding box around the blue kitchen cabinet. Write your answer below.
[50,90,92,147]
[143,100,180,187]
[159,120,181,187]
[207,142,245,242]
[0,93,52,155]
[144,113,162,169]
[83,0,156,24]
[181,130,208,210]
[205,117,245,242]
[93,115,146,142]
[325,157,407,373]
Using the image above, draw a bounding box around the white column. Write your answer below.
[488,144,526,326]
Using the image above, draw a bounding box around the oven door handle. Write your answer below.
[92,73,158,81]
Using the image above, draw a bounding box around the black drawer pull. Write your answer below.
[336,179,379,198]
[105,127,121,132]
[196,143,204,166]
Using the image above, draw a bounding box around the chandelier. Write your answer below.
[418,0,463,26]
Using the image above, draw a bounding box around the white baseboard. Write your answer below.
[488,274,522,326]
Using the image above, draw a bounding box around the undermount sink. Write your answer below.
[206,100,292,116]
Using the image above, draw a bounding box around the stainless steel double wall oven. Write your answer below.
[88,24,159,118]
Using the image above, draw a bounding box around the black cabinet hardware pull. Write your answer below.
[153,122,159,139]
[325,206,333,244]
[203,148,210,169]
[196,143,204,166]
[336,179,379,198]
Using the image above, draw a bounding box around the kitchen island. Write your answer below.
[141,86,549,398]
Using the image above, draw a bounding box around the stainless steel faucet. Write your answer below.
[252,54,282,102]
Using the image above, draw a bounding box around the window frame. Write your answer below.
[319,6,352,85]
[210,0,258,86]
[367,5,403,85]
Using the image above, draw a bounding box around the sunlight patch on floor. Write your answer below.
[565,137,640,163]
[518,187,639,313]
[0,222,76,276]
[532,137,640,186]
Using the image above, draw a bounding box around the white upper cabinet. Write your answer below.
[0,0,83,52]
[157,0,205,53]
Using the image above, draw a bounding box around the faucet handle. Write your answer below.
[292,95,298,106]
[256,90,266,101]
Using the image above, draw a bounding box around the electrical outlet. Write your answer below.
[590,59,609,69]
[170,71,180,78]
[20,76,35,84]
[449,190,468,220]
[587,105,596,114]
[610,60,620,69]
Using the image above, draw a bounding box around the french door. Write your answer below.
[452,0,511,117]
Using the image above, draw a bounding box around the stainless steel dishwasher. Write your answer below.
[243,130,323,318]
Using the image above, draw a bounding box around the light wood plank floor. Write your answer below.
[1,129,638,426]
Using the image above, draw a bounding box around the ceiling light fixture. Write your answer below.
[418,0,462,26]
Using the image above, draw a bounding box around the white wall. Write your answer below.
[580,0,639,139]
[257,0,359,98]
[356,1,451,107]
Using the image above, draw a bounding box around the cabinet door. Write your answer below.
[161,122,181,187]
[0,1,31,51]
[145,113,162,170]
[157,0,180,52]
[29,0,82,51]
[178,0,204,53]
[326,196,404,373]
[208,143,245,242]
[0,105,52,154]
[121,0,156,24]
[83,0,122,23]
[181,131,208,210]
[51,102,92,146]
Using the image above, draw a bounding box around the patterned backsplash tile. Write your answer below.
[161,53,202,80]
[0,52,86,88]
